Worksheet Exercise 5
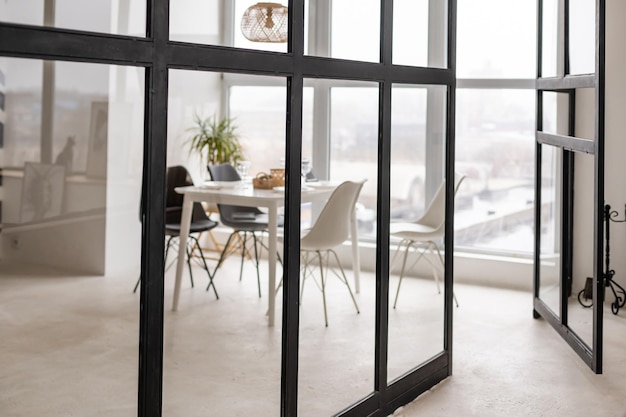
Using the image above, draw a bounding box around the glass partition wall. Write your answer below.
[0,1,458,416]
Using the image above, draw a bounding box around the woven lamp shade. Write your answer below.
[240,2,288,43]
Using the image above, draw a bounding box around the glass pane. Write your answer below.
[455,89,536,253]
[542,0,560,77]
[569,0,595,75]
[388,84,446,382]
[329,86,379,239]
[389,87,427,220]
[297,83,378,416]
[171,0,298,52]
[331,0,379,62]
[393,0,447,68]
[539,144,560,315]
[164,72,287,416]
[542,91,570,136]
[568,152,594,346]
[0,58,144,416]
[0,0,146,36]
[457,0,535,77]
[304,0,379,62]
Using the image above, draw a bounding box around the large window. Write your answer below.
[225,1,539,256]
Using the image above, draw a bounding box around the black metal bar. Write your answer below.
[592,0,606,375]
[333,394,382,417]
[445,0,458,376]
[0,23,153,65]
[537,75,595,90]
[168,42,294,75]
[373,0,393,402]
[533,298,594,367]
[565,90,576,299]
[536,132,595,154]
[302,58,454,85]
[561,91,576,326]
[384,353,450,413]
[280,2,304,416]
[534,0,543,318]
[137,1,168,416]
[168,43,454,86]
[561,149,574,325]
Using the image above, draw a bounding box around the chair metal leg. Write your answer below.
[185,241,195,288]
[430,242,459,307]
[238,231,247,282]
[208,232,236,291]
[191,236,219,300]
[393,242,412,309]
[300,252,313,304]
[317,250,329,327]
[134,235,195,293]
[329,249,360,314]
[427,242,442,294]
[252,232,262,298]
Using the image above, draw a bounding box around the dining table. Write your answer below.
[172,182,361,326]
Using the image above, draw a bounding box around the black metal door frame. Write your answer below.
[0,0,458,414]
[533,0,605,373]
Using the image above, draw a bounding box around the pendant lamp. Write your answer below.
[240,2,288,43]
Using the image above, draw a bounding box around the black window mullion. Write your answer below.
[0,23,152,65]
[281,1,305,416]
[138,0,169,416]
[592,0,606,374]
[374,0,393,400]
[444,0,458,375]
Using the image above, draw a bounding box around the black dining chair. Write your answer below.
[134,165,219,299]
[207,163,283,297]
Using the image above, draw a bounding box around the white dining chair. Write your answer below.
[298,180,366,326]
[390,173,465,309]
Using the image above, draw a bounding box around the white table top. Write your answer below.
[175,184,336,206]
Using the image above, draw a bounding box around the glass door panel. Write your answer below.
[297,83,378,416]
[387,84,446,382]
[164,72,287,416]
[0,57,144,416]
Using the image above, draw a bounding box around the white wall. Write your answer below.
[602,0,626,292]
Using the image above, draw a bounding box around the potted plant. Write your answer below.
[186,114,244,167]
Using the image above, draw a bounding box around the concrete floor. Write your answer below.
[1,256,626,417]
